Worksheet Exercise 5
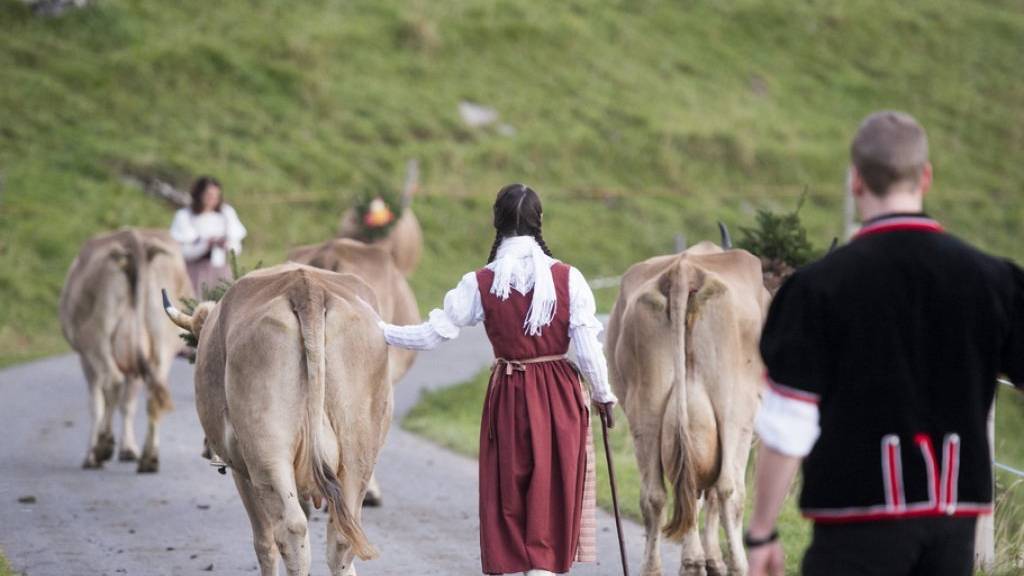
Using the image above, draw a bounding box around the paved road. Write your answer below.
[0,326,681,575]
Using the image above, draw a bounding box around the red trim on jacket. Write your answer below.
[853,217,944,239]
[764,373,820,404]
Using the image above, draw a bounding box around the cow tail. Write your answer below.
[663,259,698,539]
[293,285,377,561]
[128,231,172,414]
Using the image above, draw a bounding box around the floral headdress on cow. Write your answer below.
[353,180,403,242]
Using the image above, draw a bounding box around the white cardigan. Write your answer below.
[169,204,247,266]
[381,237,618,405]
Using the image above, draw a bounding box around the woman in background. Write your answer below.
[170,176,247,296]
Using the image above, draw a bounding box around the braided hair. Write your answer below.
[486,183,554,263]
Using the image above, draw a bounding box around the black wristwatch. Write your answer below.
[743,528,779,549]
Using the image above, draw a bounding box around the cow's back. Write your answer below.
[60,228,192,359]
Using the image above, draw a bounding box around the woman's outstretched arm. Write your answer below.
[567,267,618,405]
[380,271,483,351]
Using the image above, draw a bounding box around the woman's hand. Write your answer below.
[596,402,615,429]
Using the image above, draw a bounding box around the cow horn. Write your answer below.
[718,221,733,250]
[162,289,193,332]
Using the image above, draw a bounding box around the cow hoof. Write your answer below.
[680,559,707,576]
[118,448,138,462]
[94,434,116,463]
[82,456,103,470]
[137,455,160,474]
[641,565,662,576]
[705,559,726,576]
[362,492,383,508]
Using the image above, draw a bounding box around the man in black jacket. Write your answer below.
[746,111,1024,576]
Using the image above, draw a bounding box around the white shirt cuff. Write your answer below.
[427,308,460,339]
[754,387,821,457]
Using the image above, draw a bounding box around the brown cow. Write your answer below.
[59,228,193,472]
[164,263,390,576]
[289,238,420,506]
[605,232,770,576]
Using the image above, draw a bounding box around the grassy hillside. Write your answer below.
[404,369,1024,575]
[1,0,1023,365]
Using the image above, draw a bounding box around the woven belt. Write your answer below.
[494,354,568,375]
[486,354,568,440]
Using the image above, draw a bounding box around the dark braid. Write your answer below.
[486,230,503,264]
[532,230,554,258]
[487,183,552,263]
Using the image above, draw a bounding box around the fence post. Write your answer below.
[975,398,996,571]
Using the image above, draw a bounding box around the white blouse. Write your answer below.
[381,238,618,405]
[170,204,247,266]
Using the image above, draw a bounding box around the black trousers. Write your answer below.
[802,516,977,576]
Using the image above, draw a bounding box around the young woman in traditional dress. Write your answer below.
[169,176,247,296]
[378,183,618,575]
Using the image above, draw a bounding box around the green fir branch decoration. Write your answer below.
[177,251,260,354]
[737,190,816,269]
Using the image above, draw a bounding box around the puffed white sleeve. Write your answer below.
[568,267,618,405]
[753,384,821,457]
[381,271,484,351]
[169,209,208,262]
[222,204,248,255]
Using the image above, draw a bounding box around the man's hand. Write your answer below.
[747,540,785,576]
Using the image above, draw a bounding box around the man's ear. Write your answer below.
[919,162,933,198]
[847,166,865,198]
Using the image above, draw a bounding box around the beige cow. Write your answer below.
[164,263,390,576]
[605,232,770,576]
[289,238,420,506]
[59,228,193,473]
[336,160,423,277]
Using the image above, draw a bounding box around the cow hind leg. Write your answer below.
[720,428,754,576]
[362,472,382,507]
[679,500,707,576]
[81,356,118,469]
[326,515,358,576]
[93,379,119,463]
[716,483,747,576]
[634,426,667,576]
[255,469,311,576]
[701,492,726,576]
[233,472,279,576]
[82,376,107,469]
[118,377,142,461]
[137,374,168,473]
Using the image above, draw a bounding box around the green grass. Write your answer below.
[2,0,1024,366]
[0,549,16,576]
[404,368,1024,575]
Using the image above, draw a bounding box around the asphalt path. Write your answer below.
[0,324,681,575]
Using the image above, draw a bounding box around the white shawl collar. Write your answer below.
[488,235,558,336]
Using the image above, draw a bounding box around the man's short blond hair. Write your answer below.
[851,111,929,197]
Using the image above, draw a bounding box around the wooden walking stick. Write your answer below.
[599,403,630,576]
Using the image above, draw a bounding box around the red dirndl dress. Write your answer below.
[477,263,595,575]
